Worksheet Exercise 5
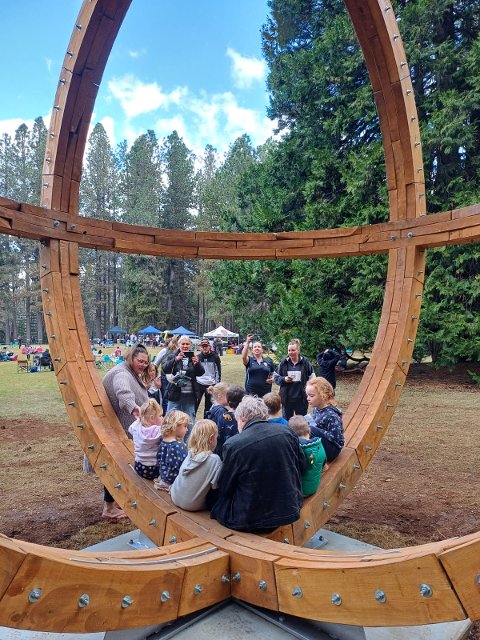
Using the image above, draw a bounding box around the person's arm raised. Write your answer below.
[242,334,253,366]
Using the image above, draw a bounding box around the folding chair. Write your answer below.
[17,358,29,373]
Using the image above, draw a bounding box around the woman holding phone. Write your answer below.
[242,334,275,397]
[162,335,204,432]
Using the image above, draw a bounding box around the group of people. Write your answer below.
[99,334,345,531]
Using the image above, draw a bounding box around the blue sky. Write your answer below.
[0,0,275,157]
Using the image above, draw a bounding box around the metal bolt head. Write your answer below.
[232,572,241,583]
[149,519,157,527]
[193,584,203,595]
[375,589,387,603]
[283,538,290,544]
[169,535,177,543]
[323,501,330,509]
[221,575,230,584]
[391,234,397,241]
[53,220,60,227]
[121,595,134,608]
[28,588,42,603]
[131,500,137,508]
[160,591,170,602]
[419,583,433,598]
[407,231,414,238]
[475,575,480,586]
[78,593,90,608]
[292,586,303,598]
[331,592,342,606]
[338,482,346,490]
[259,580,267,591]
[304,520,311,529]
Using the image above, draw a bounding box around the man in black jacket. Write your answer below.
[211,396,305,532]
[195,339,222,417]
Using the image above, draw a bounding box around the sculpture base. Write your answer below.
[1,529,471,640]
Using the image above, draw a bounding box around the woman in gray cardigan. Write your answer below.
[101,344,150,519]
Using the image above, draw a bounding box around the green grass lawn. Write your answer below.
[0,352,250,423]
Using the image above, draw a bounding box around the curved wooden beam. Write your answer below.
[0,197,479,258]
[1,0,479,632]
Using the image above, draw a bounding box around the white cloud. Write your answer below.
[45,58,53,74]
[226,47,267,89]
[0,118,36,138]
[107,75,187,119]
[129,48,147,59]
[103,73,275,158]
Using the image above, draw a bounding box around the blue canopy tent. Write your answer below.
[106,326,127,335]
[137,325,163,334]
[168,326,195,336]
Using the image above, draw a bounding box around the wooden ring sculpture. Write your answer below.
[1,0,479,632]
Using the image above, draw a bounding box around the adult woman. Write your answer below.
[102,344,150,519]
[305,376,344,462]
[274,338,315,419]
[242,334,275,397]
[162,335,204,431]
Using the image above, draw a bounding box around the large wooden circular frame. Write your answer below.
[0,0,479,633]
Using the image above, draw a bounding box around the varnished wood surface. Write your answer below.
[0,0,479,632]
[1,197,479,259]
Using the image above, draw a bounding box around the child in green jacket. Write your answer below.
[288,415,326,496]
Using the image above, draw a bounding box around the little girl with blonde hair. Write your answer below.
[155,410,189,489]
[171,419,222,511]
[128,398,163,480]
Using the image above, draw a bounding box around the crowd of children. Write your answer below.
[126,374,343,514]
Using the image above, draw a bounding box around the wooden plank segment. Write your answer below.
[177,550,230,617]
[348,368,406,469]
[59,242,77,329]
[0,551,185,633]
[373,90,396,191]
[449,223,480,245]
[199,245,277,259]
[452,203,480,219]
[69,272,96,362]
[62,1,102,74]
[292,448,363,545]
[38,272,67,369]
[0,537,27,601]
[439,536,480,621]
[94,443,175,546]
[274,552,466,627]
[213,534,282,611]
[344,2,381,93]
[366,0,410,82]
[115,238,198,258]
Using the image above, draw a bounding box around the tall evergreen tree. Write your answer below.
[160,131,197,329]
[118,130,164,331]
[80,123,122,339]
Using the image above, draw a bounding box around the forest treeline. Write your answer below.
[0,0,479,366]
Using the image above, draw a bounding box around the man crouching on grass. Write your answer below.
[211,395,305,533]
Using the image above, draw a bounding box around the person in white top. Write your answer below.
[128,398,163,480]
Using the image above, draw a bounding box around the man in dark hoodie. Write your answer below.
[316,348,340,389]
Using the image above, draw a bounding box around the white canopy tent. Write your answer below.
[203,325,239,339]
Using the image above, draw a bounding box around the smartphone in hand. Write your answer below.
[183,351,194,359]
